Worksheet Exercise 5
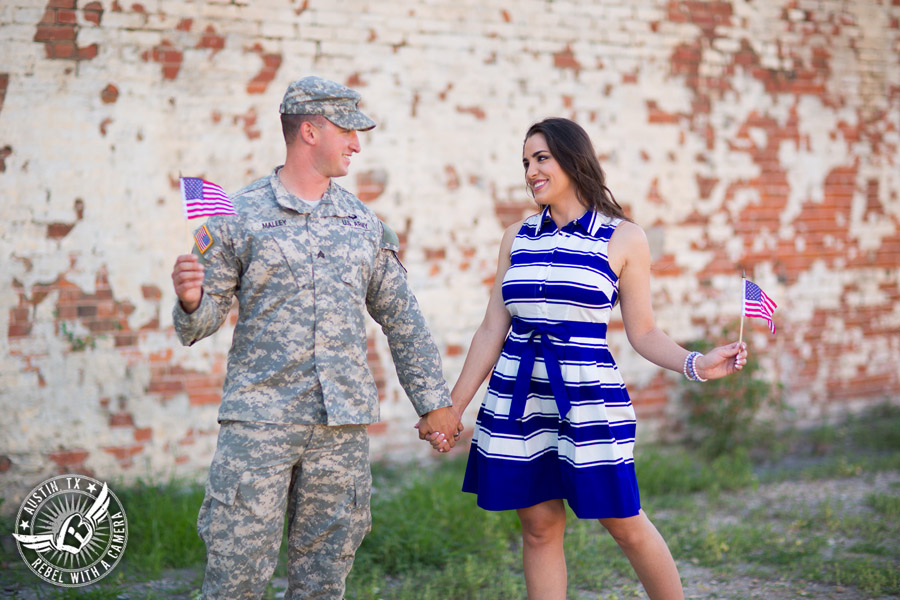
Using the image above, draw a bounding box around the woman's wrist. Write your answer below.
[683,351,708,382]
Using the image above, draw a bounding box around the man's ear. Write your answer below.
[299,120,318,145]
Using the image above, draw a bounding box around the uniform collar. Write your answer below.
[269,167,355,217]
[535,206,599,236]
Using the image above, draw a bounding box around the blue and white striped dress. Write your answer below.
[462,207,640,518]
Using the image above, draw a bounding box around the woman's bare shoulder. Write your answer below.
[610,220,649,253]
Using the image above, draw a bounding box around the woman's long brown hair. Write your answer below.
[525,118,629,221]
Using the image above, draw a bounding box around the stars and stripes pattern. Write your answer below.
[181,177,235,219]
[193,224,214,254]
[743,279,777,333]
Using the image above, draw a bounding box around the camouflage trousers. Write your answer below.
[198,421,372,600]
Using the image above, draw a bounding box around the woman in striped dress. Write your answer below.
[422,118,748,599]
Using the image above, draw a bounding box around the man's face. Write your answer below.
[312,118,361,178]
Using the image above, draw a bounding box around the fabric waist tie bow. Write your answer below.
[509,318,573,421]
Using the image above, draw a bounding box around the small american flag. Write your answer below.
[743,279,777,333]
[181,177,235,219]
[194,224,213,254]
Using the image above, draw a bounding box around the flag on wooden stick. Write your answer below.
[181,177,235,219]
[742,279,777,333]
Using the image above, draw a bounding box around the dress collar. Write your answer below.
[535,206,599,236]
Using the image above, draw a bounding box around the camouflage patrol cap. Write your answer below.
[279,76,376,131]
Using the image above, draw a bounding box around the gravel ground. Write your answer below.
[576,471,900,600]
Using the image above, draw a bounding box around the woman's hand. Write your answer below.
[695,341,748,380]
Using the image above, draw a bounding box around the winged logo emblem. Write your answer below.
[14,482,111,555]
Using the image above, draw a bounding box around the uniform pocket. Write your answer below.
[344,471,373,556]
[337,261,365,289]
[197,460,241,556]
[289,468,372,559]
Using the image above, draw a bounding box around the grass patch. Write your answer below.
[2,404,898,599]
[114,479,207,576]
[635,446,757,497]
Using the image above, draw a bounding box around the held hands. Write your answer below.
[415,406,463,454]
[695,341,749,380]
[171,254,205,313]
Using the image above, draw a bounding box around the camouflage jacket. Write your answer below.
[173,168,451,425]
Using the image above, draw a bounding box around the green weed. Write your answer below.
[679,332,786,459]
[114,479,207,576]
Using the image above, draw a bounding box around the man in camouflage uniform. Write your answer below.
[171,76,462,600]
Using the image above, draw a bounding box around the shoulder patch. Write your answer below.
[191,224,215,264]
[380,220,400,251]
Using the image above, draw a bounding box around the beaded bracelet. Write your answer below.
[683,351,708,382]
[682,352,694,380]
[690,351,708,382]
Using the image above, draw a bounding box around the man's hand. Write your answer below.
[171,254,205,314]
[415,406,463,453]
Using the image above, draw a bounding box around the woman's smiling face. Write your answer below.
[522,133,575,205]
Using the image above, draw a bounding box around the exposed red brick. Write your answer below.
[553,44,581,72]
[141,284,162,300]
[35,24,76,42]
[696,174,718,199]
[295,0,309,15]
[134,427,152,442]
[176,18,193,32]
[346,72,366,87]
[102,444,144,467]
[100,83,119,104]
[48,449,89,472]
[667,0,733,38]
[82,1,103,26]
[446,344,463,357]
[109,413,134,427]
[456,106,486,120]
[356,169,388,202]
[233,107,261,140]
[99,118,112,136]
[56,8,77,24]
[76,43,98,60]
[423,248,446,261]
[33,2,100,61]
[500,9,511,23]
[647,100,680,124]
[197,25,225,55]
[0,455,11,473]
[47,222,75,239]
[114,331,138,347]
[245,45,282,94]
[629,372,669,418]
[143,40,183,80]
[494,200,536,229]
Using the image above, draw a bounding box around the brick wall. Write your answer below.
[1,0,898,511]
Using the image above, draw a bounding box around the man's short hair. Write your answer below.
[281,113,326,145]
